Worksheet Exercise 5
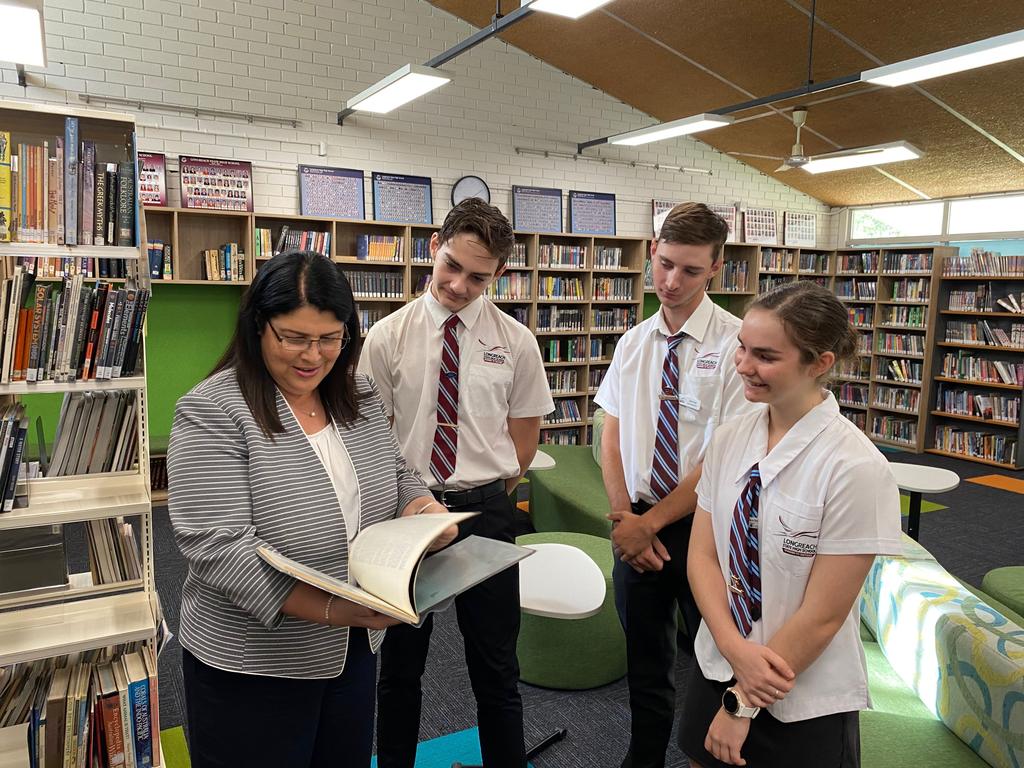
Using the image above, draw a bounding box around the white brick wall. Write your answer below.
[3,0,838,246]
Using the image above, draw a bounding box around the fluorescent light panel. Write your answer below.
[530,0,615,19]
[0,0,46,67]
[863,28,1024,87]
[346,64,450,114]
[609,113,734,146]
[802,141,923,174]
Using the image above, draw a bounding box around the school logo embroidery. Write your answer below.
[695,351,720,372]
[478,339,510,365]
[776,517,819,558]
[482,351,507,365]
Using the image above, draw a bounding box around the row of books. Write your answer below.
[410,237,431,264]
[588,367,606,390]
[940,351,1023,386]
[538,276,585,301]
[46,391,138,478]
[0,404,27,513]
[936,386,1019,424]
[799,252,829,273]
[882,305,926,328]
[840,408,867,430]
[0,646,160,768]
[541,337,588,363]
[357,308,384,335]
[1,271,149,384]
[537,244,586,268]
[545,369,578,394]
[719,260,749,292]
[354,234,400,261]
[873,385,920,413]
[945,320,1024,348]
[837,357,871,380]
[343,271,404,299]
[540,428,580,445]
[543,399,582,425]
[503,306,528,326]
[888,277,929,301]
[877,333,925,355]
[200,243,246,282]
[15,258,130,280]
[837,251,879,273]
[847,306,873,327]
[992,291,1024,314]
[0,120,135,246]
[835,279,877,300]
[834,382,868,406]
[145,242,173,280]
[260,226,331,259]
[759,274,793,294]
[882,251,932,273]
[933,426,1017,464]
[590,338,617,361]
[857,334,872,354]
[880,358,923,384]
[593,245,624,269]
[760,249,795,272]
[537,306,584,332]
[485,274,531,301]
[870,415,917,446]
[592,306,636,331]
[942,249,1024,277]
[87,517,143,585]
[592,277,634,301]
[507,242,527,268]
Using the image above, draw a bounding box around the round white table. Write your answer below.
[888,462,960,541]
[518,542,605,619]
[529,450,556,470]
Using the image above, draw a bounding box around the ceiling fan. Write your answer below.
[729,107,810,172]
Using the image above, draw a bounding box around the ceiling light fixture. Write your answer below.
[607,113,734,146]
[801,141,923,174]
[344,64,451,115]
[863,28,1024,87]
[0,0,47,71]
[529,0,614,20]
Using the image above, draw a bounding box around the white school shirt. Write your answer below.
[694,391,903,722]
[359,291,554,490]
[594,294,755,504]
[306,424,361,544]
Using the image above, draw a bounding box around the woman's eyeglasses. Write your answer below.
[267,322,348,352]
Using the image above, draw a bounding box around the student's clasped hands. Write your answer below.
[608,508,671,572]
[723,637,795,708]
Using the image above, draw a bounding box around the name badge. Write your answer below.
[680,395,701,411]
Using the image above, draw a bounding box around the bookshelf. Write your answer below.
[0,100,163,765]
[925,249,1024,469]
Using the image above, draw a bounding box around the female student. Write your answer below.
[681,281,902,768]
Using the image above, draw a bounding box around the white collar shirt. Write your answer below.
[593,294,757,504]
[358,291,554,490]
[694,391,903,722]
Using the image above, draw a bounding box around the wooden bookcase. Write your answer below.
[0,100,163,764]
[924,251,1024,469]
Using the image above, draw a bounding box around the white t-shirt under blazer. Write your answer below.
[694,390,903,723]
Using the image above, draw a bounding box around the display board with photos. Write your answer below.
[372,172,433,224]
[652,200,737,243]
[568,190,616,236]
[299,165,365,219]
[138,152,167,207]
[512,185,563,233]
[784,210,817,247]
[743,207,779,245]
[179,155,254,212]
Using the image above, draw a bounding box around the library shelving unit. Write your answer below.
[924,249,1024,469]
[831,249,880,432]
[145,206,253,284]
[0,100,162,763]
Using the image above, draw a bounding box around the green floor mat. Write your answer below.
[161,727,191,768]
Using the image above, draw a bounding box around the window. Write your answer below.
[948,195,1024,235]
[850,203,944,240]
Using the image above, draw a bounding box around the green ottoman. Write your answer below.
[982,566,1024,619]
[515,532,626,690]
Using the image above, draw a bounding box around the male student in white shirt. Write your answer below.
[595,202,755,768]
[359,198,554,768]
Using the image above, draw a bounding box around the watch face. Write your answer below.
[722,689,740,715]
[452,175,490,205]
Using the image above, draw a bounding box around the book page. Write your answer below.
[413,535,533,613]
[349,512,477,617]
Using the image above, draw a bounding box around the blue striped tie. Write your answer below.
[650,332,685,500]
[728,465,762,637]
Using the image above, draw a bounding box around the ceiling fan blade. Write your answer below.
[728,152,785,161]
[775,163,792,172]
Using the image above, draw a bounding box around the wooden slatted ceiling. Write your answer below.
[425,0,1024,206]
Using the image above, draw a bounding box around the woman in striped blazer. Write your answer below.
[167,251,455,768]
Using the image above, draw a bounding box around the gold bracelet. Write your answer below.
[324,594,335,624]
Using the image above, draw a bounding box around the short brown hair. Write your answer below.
[658,202,729,262]
[439,197,515,268]
[749,281,858,381]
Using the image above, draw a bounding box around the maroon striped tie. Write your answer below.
[429,314,460,484]
[650,333,685,500]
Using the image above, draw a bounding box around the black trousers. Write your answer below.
[181,629,377,768]
[376,489,525,768]
[613,504,701,768]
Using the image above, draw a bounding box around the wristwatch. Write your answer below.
[722,687,761,719]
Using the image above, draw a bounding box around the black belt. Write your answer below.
[432,479,507,508]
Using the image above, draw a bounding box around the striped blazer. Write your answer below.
[167,368,428,679]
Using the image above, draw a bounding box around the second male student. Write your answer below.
[595,202,756,768]
[359,198,553,768]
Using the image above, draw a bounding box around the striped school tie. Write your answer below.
[728,465,762,637]
[429,314,461,485]
[650,332,685,500]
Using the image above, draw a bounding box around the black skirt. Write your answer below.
[678,664,861,768]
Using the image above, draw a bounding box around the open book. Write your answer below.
[257,512,533,625]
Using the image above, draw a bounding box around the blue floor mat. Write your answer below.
[372,727,535,768]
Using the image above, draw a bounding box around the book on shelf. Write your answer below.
[0,525,66,595]
[0,130,12,242]
[86,517,143,585]
[943,248,1024,277]
[267,225,331,258]
[45,390,138,478]
[258,512,532,625]
[201,243,245,282]
[147,241,173,280]
[355,234,400,262]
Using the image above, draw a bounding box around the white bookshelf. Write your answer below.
[0,473,150,531]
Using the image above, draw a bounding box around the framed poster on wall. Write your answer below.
[512,185,562,233]
[569,190,616,235]
[372,172,433,224]
[743,207,779,245]
[784,210,817,247]
[299,165,365,219]
[179,155,254,212]
[138,152,167,207]
[708,203,739,243]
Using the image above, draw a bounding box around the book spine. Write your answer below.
[81,141,95,245]
[116,161,134,246]
[64,118,79,245]
[93,163,107,245]
[105,165,117,245]
[97,289,122,380]
[55,137,64,244]
[112,288,136,378]
[26,284,47,383]
[0,132,10,242]
[128,676,153,768]
[83,283,109,380]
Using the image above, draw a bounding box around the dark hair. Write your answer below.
[748,281,858,380]
[211,250,363,436]
[658,202,729,263]
[439,197,515,268]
